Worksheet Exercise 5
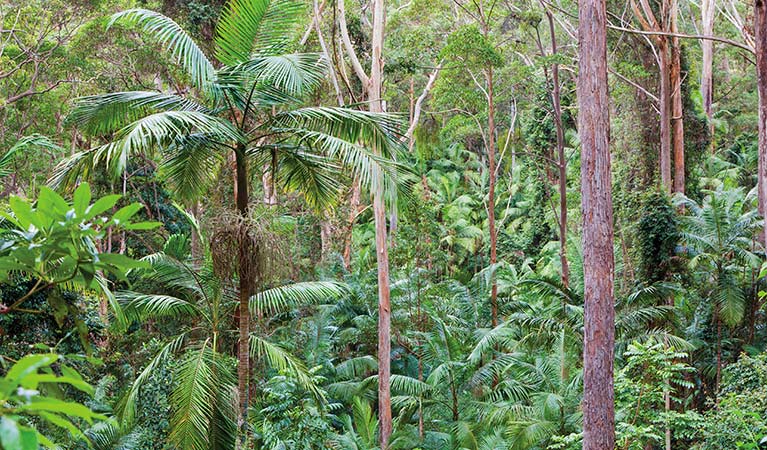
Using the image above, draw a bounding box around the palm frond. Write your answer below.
[335,356,378,380]
[86,420,145,450]
[249,334,324,401]
[162,133,227,201]
[275,148,342,210]
[67,91,209,136]
[250,280,348,316]
[109,9,215,89]
[118,291,200,322]
[1,135,64,179]
[215,0,304,65]
[232,53,326,95]
[103,111,242,176]
[118,334,186,425]
[169,341,218,450]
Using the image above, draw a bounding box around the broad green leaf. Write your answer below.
[0,417,38,450]
[84,194,122,219]
[19,398,104,423]
[124,221,162,230]
[9,197,40,230]
[111,203,143,225]
[73,183,92,216]
[5,354,58,385]
[36,187,70,219]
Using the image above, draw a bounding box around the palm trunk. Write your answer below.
[756,0,767,245]
[578,1,616,448]
[235,148,251,449]
[487,64,498,328]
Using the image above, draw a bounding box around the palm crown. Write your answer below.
[54,0,403,209]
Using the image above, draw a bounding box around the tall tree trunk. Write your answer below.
[671,0,685,194]
[235,148,251,449]
[659,38,673,192]
[546,10,570,288]
[701,0,715,148]
[487,64,498,328]
[756,0,767,245]
[369,0,392,446]
[578,0,616,448]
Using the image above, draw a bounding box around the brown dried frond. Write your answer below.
[207,209,287,290]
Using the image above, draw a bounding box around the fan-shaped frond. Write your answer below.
[98,111,243,176]
[274,148,342,210]
[162,133,227,201]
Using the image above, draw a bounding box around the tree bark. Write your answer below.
[547,10,570,288]
[342,179,361,270]
[671,0,685,195]
[631,0,673,191]
[578,0,616,448]
[659,38,673,192]
[756,0,767,245]
[235,147,251,449]
[368,0,392,447]
[487,64,498,328]
[701,0,715,140]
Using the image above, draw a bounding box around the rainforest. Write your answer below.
[1,0,767,449]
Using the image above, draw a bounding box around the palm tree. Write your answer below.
[54,0,402,439]
[675,187,761,393]
[116,233,348,449]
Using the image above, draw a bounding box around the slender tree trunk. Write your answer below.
[701,0,715,149]
[547,10,570,288]
[190,201,201,259]
[320,218,333,261]
[369,0,392,446]
[659,39,673,191]
[235,148,251,449]
[578,0,616,448]
[671,0,685,194]
[715,310,722,398]
[342,179,361,270]
[487,64,498,328]
[756,0,767,245]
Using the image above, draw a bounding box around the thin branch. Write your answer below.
[607,24,755,55]
[405,64,442,150]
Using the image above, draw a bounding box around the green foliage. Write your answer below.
[698,353,767,449]
[615,340,700,450]
[0,183,159,287]
[252,374,332,449]
[440,25,503,69]
[636,190,678,282]
[0,353,104,450]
